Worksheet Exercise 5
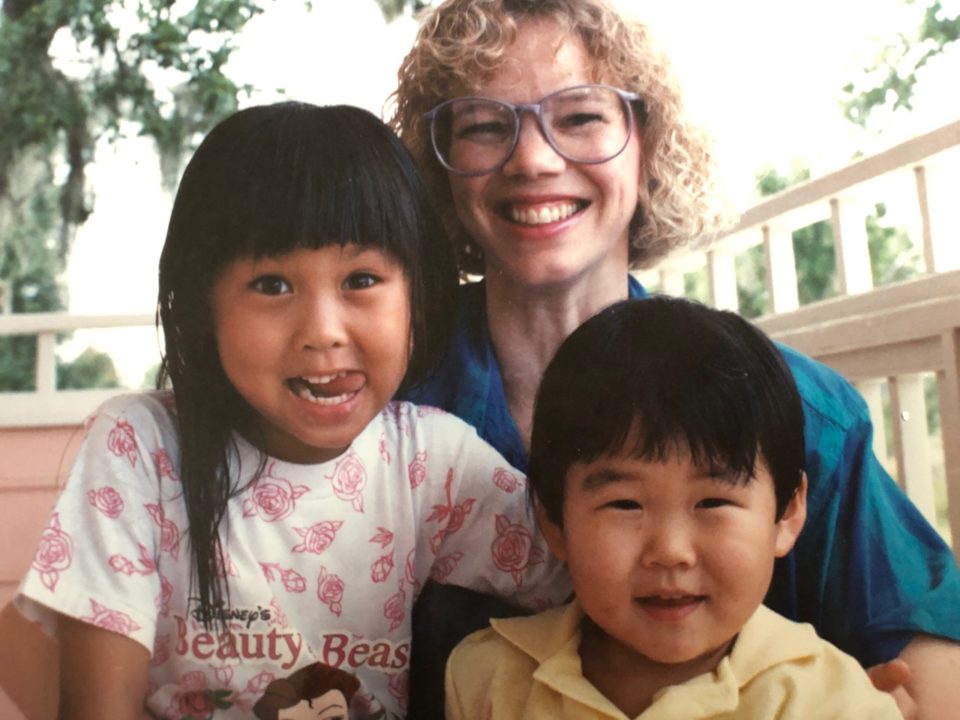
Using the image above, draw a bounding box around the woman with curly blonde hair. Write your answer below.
[391,1,960,718]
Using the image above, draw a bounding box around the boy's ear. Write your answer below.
[535,500,568,562]
[774,473,807,557]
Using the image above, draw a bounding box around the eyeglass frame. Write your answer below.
[423,83,645,177]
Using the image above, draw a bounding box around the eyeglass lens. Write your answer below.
[432,86,632,175]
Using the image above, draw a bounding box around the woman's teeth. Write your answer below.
[509,202,581,225]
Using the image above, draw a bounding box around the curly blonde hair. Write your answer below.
[389,0,727,273]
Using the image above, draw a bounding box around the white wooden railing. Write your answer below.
[2,120,959,555]
[637,119,960,555]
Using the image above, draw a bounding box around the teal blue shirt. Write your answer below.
[406,278,960,667]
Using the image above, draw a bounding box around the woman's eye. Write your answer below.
[250,275,290,295]
[697,497,733,509]
[343,272,380,291]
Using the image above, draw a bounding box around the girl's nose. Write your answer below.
[296,295,349,350]
[501,113,566,178]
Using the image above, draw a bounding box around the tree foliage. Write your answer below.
[0,0,262,391]
[842,0,960,126]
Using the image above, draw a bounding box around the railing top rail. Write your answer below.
[720,119,960,237]
[0,312,155,335]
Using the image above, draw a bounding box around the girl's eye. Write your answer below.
[250,275,291,295]
[343,272,380,291]
[697,497,733,509]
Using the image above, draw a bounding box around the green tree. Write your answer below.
[842,0,960,126]
[0,0,263,391]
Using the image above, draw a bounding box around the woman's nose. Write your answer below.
[500,113,566,178]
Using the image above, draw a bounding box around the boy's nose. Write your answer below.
[638,520,697,569]
[501,113,565,178]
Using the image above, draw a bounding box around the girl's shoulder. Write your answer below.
[377,400,478,442]
[83,390,179,446]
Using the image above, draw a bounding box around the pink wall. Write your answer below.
[0,425,82,607]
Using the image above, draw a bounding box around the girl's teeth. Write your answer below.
[301,371,346,385]
[510,202,579,225]
[294,384,354,406]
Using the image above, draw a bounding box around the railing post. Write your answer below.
[857,379,890,466]
[888,374,937,522]
[939,329,960,554]
[707,249,738,311]
[35,331,57,395]
[763,224,799,313]
[915,162,960,273]
[659,269,686,298]
[830,196,874,295]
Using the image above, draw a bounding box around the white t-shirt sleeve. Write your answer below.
[408,408,571,609]
[16,394,175,653]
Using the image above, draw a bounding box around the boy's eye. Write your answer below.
[343,272,380,291]
[250,275,291,295]
[697,497,733,509]
[605,499,642,511]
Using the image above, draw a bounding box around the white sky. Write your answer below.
[60,0,960,384]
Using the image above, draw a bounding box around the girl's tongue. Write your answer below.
[288,372,365,400]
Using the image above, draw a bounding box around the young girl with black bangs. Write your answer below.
[15,102,569,720]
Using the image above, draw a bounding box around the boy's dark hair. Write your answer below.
[528,297,804,525]
[157,102,457,623]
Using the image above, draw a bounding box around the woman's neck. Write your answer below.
[484,271,629,449]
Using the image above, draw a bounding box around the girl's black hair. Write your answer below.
[157,102,457,622]
[528,296,805,525]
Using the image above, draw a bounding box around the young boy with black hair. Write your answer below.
[445,297,903,719]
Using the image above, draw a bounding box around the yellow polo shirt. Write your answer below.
[445,602,903,719]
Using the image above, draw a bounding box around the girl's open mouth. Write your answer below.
[287,372,364,406]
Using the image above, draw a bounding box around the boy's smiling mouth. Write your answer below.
[287,372,365,405]
[636,593,706,621]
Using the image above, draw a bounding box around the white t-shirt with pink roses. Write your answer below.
[16,391,570,719]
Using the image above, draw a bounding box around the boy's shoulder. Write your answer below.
[725,606,903,718]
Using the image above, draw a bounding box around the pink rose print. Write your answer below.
[408,450,427,489]
[145,504,181,560]
[241,462,309,522]
[213,664,234,687]
[427,469,476,554]
[109,543,156,576]
[317,566,344,616]
[158,574,174,617]
[291,520,343,554]
[260,562,307,594]
[492,467,520,494]
[429,552,464,583]
[491,515,546,588]
[269,599,288,629]
[216,550,239,579]
[33,512,73,591]
[370,527,394,548]
[107,418,139,467]
[379,435,391,464]
[371,552,395,583]
[383,585,406,632]
[151,634,170,666]
[82,599,142,636]
[87,486,124,518]
[152,449,177,482]
[404,549,417,586]
[388,670,409,712]
[327,451,367,512]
